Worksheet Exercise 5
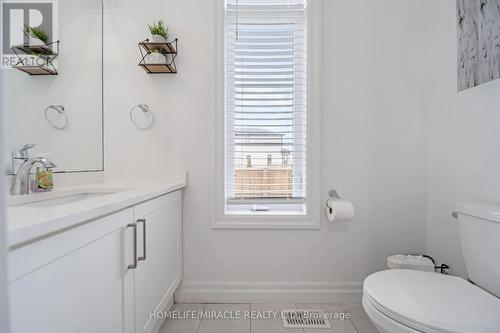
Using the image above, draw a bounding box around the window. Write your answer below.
[224,0,308,216]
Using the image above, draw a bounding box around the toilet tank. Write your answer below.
[455,202,500,298]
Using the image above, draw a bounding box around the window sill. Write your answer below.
[212,215,320,230]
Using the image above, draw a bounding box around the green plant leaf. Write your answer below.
[23,25,49,44]
[148,19,168,39]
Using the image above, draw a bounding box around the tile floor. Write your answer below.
[159,303,377,333]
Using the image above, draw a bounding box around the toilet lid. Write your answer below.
[363,269,500,333]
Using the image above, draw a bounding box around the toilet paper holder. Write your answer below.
[326,189,341,208]
[325,189,355,221]
[328,189,341,200]
[326,189,340,214]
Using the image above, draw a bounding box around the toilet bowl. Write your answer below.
[363,269,500,333]
[362,202,500,333]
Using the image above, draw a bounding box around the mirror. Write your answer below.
[3,0,103,174]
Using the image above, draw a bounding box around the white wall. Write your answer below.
[427,0,500,277]
[104,0,431,302]
[103,0,207,183]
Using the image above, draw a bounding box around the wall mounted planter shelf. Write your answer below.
[13,65,57,76]
[12,44,57,56]
[138,38,178,74]
[11,41,60,76]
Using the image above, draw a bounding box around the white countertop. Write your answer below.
[7,177,187,248]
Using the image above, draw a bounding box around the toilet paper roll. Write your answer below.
[326,199,355,222]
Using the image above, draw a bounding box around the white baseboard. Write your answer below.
[151,296,174,333]
[175,281,363,304]
[151,274,181,333]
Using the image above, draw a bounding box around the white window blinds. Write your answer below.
[224,0,308,213]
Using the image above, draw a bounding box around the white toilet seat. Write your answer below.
[362,269,500,333]
[363,293,421,333]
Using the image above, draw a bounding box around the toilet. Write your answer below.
[362,202,500,333]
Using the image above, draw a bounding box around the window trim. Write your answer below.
[213,0,322,229]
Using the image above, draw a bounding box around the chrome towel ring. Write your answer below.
[130,104,154,129]
[44,105,68,129]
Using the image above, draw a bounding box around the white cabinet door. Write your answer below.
[134,191,182,333]
[9,208,135,333]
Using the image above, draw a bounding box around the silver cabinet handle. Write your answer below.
[127,223,138,270]
[137,219,147,261]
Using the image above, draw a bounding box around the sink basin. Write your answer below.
[9,188,129,208]
[17,193,114,207]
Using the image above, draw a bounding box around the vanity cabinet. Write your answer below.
[9,208,133,333]
[8,190,182,333]
[133,191,182,333]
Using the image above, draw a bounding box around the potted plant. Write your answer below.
[144,48,166,64]
[148,20,168,43]
[23,25,49,46]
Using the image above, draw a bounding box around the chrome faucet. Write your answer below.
[10,157,57,195]
[11,143,35,175]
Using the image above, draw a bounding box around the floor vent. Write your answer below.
[282,310,332,329]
